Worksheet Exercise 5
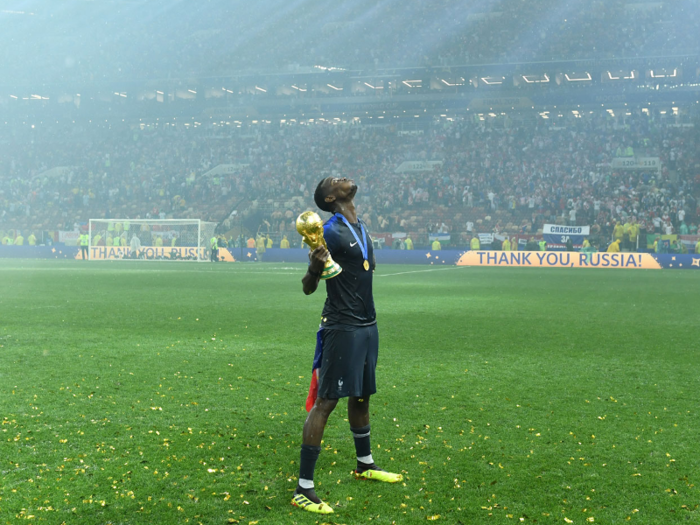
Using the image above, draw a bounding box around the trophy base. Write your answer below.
[321,261,342,280]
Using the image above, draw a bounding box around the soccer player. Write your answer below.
[292,176,402,515]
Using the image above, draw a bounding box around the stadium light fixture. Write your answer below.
[522,74,549,83]
[650,69,677,78]
[314,65,346,72]
[564,73,592,82]
[606,71,636,80]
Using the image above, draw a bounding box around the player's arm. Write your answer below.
[302,246,328,295]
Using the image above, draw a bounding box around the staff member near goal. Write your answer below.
[292,176,402,515]
[79,232,89,260]
[210,235,218,262]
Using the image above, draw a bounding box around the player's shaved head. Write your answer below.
[314,177,334,213]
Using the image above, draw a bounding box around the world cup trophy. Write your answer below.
[296,211,342,280]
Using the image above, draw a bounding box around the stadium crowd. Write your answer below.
[1,109,699,251]
[1,0,698,83]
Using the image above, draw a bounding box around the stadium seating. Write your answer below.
[1,110,698,248]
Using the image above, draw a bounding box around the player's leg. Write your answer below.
[348,395,373,470]
[349,325,402,483]
[348,396,399,482]
[292,397,337,513]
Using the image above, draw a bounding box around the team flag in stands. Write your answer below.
[306,328,324,411]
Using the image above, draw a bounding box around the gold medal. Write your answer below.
[363,260,370,271]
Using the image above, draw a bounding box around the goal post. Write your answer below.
[87,219,217,261]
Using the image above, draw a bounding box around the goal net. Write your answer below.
[87,219,217,261]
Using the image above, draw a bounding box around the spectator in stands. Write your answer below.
[613,221,625,244]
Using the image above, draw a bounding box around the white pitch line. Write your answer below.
[376,266,467,277]
[0,266,301,274]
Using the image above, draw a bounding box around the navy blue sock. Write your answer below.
[351,424,373,468]
[298,444,321,488]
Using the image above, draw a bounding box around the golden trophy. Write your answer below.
[296,211,342,280]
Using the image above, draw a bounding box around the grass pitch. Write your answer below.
[0,260,698,525]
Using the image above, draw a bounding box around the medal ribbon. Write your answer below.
[335,213,368,261]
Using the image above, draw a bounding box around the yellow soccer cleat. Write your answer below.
[354,468,403,483]
[291,492,334,514]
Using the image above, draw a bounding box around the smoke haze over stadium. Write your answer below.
[1,2,700,524]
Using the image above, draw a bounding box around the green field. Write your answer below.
[0,260,698,525]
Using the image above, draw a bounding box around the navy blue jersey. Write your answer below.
[320,213,376,327]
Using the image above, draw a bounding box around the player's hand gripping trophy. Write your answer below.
[296,211,342,280]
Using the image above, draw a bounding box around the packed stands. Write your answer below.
[2,109,698,249]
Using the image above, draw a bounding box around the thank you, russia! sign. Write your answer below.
[457,251,662,269]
